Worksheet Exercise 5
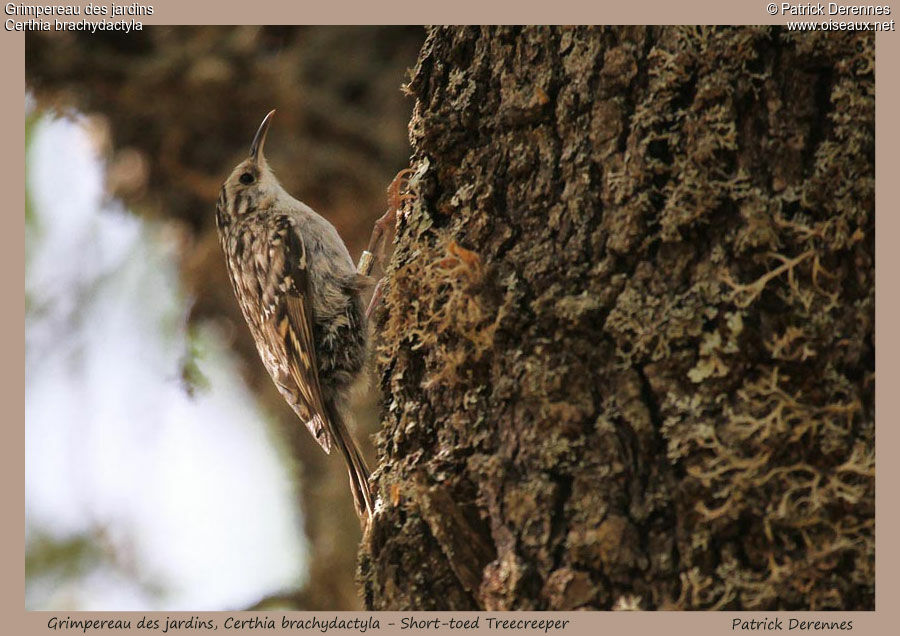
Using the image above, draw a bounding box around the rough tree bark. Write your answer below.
[362,26,874,611]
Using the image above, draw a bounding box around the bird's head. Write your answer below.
[217,109,284,225]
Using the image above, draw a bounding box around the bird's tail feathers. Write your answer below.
[329,405,374,526]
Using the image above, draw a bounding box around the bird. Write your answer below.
[215,110,375,523]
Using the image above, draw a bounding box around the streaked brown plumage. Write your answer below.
[216,110,374,523]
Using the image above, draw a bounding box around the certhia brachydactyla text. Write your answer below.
[216,110,376,523]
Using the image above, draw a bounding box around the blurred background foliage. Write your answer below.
[26,26,425,610]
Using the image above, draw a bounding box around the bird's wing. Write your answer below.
[260,215,334,454]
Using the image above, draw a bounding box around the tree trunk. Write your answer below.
[362,26,874,611]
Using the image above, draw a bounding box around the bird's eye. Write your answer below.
[239,172,255,185]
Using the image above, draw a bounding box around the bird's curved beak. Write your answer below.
[249,109,276,162]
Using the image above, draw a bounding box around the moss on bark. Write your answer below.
[362,26,874,611]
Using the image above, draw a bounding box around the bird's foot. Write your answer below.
[359,168,417,319]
